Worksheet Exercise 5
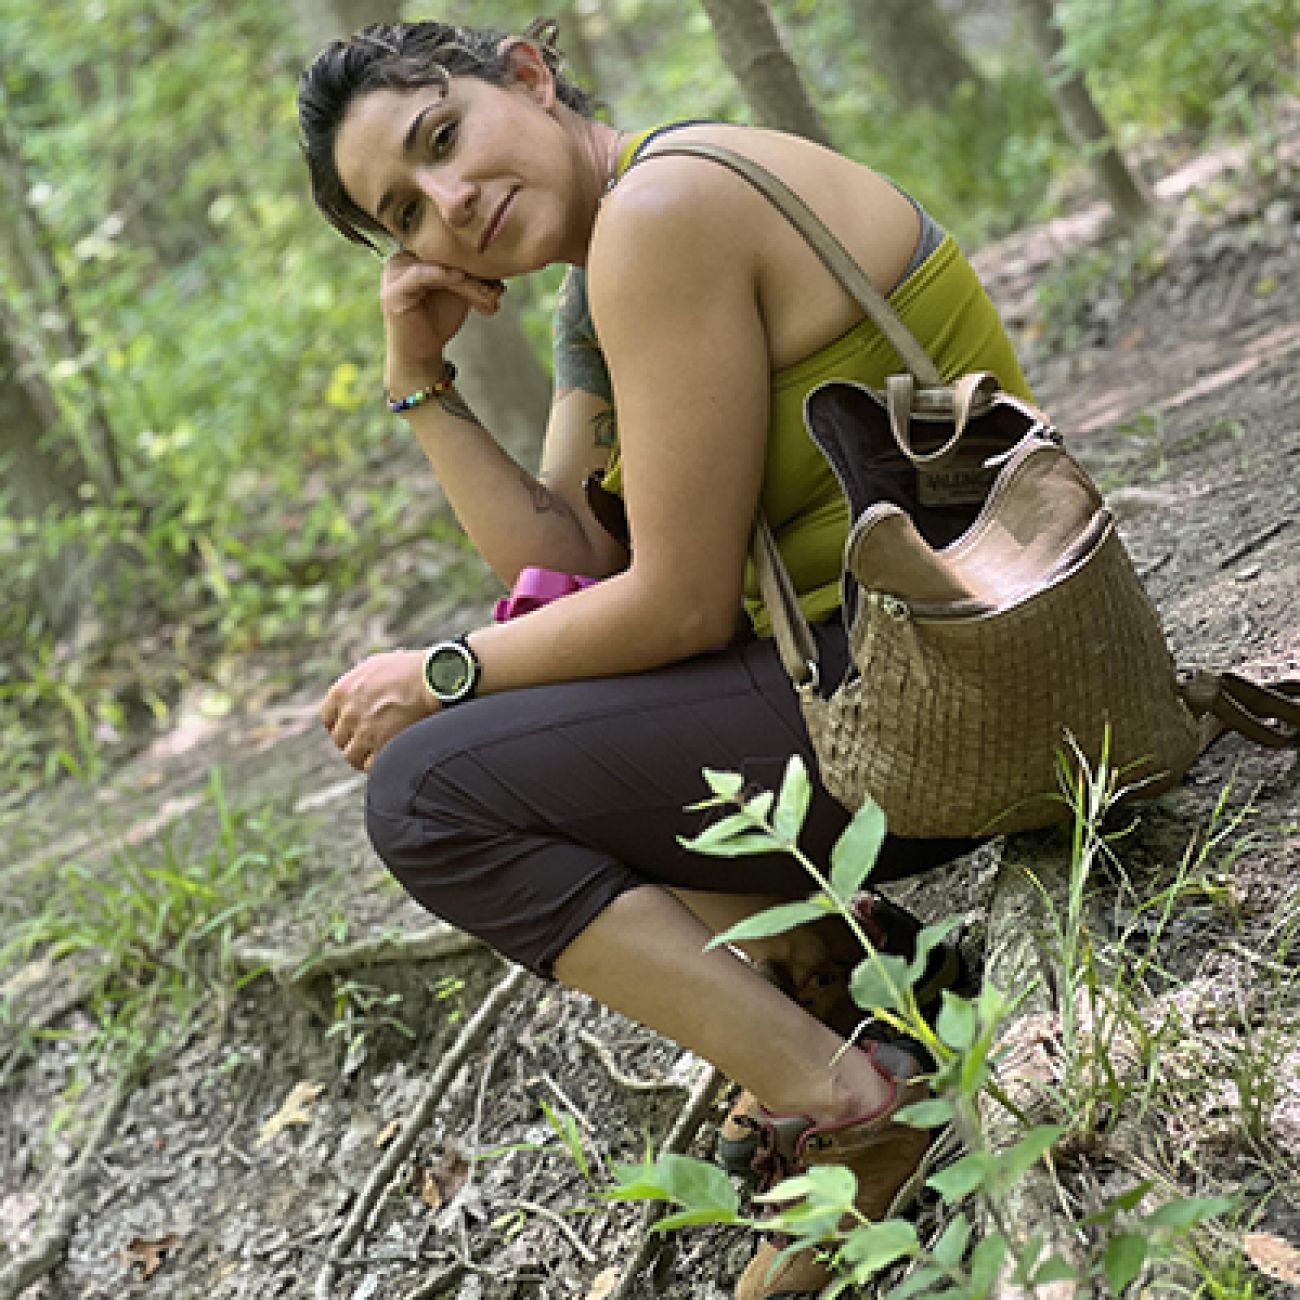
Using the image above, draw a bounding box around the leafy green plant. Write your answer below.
[0,768,309,1068]
[605,756,1236,1296]
[327,978,416,1077]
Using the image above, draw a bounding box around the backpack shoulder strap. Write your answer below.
[1181,670,1300,752]
[626,141,945,388]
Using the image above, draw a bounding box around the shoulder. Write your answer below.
[584,131,772,317]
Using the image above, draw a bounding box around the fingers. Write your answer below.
[318,649,437,771]
[382,257,506,314]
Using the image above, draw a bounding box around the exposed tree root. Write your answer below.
[577,1028,692,1095]
[0,1054,145,1300]
[232,923,483,987]
[313,962,529,1300]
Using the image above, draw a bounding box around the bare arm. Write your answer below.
[466,157,772,686]
[381,256,627,585]
[324,158,772,769]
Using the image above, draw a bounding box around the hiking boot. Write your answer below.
[716,892,963,1175]
[734,1040,935,1300]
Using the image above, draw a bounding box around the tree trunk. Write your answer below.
[849,0,986,111]
[698,0,834,147]
[0,93,122,497]
[0,320,109,646]
[1015,0,1152,228]
[290,0,552,462]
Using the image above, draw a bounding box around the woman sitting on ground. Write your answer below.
[298,18,1032,1297]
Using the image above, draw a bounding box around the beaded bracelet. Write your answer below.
[386,361,458,414]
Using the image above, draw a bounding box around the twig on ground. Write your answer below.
[577,1029,690,1095]
[313,962,529,1300]
[0,1055,145,1300]
[1218,518,1288,570]
[511,1198,598,1264]
[537,1070,596,1134]
[400,1261,467,1300]
[606,1062,724,1300]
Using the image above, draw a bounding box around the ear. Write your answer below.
[497,38,557,109]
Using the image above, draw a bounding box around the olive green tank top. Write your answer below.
[553,127,1033,636]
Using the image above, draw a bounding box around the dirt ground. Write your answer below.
[2,127,1298,1300]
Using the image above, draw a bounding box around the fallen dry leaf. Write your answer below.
[375,1118,401,1149]
[418,1166,443,1211]
[1245,1231,1300,1284]
[417,1147,470,1211]
[121,1233,182,1280]
[255,1081,325,1148]
[587,1265,619,1299]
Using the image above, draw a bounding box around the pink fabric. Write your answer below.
[493,566,598,622]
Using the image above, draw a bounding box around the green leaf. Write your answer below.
[743,791,774,823]
[754,1163,857,1209]
[994,1124,1064,1187]
[607,1168,672,1204]
[655,1154,740,1215]
[702,769,744,799]
[773,755,812,841]
[1009,1233,1044,1286]
[680,810,763,848]
[653,1204,741,1231]
[830,795,887,898]
[849,952,910,1012]
[969,1232,1010,1296]
[931,1212,971,1268]
[893,1098,954,1129]
[1032,1255,1082,1286]
[705,899,830,950]
[1102,1232,1148,1295]
[606,1153,739,1217]
[1143,1195,1236,1231]
[839,1218,918,1272]
[678,826,782,858]
[1083,1180,1154,1225]
[936,992,977,1051]
[926,1151,992,1200]
[880,1264,942,1298]
[909,918,960,971]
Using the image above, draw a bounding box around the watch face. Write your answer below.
[425,641,475,702]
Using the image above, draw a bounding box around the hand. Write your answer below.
[319,649,437,772]
[381,253,506,388]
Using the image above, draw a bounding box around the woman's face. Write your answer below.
[333,56,585,276]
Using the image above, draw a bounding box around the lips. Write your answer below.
[479,187,518,254]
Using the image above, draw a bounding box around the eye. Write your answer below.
[430,119,458,159]
[396,199,419,237]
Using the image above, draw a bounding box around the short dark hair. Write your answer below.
[298,18,595,252]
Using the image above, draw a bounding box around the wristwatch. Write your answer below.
[422,635,481,706]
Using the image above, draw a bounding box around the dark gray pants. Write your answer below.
[365,620,977,976]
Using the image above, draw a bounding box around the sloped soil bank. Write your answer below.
[3,136,1298,1300]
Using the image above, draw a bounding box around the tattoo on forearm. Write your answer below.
[435,386,483,427]
[523,468,578,522]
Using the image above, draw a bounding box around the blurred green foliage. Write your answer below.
[0,0,1294,798]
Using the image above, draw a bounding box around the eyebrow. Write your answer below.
[375,101,442,226]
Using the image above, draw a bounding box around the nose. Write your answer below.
[415,168,477,228]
